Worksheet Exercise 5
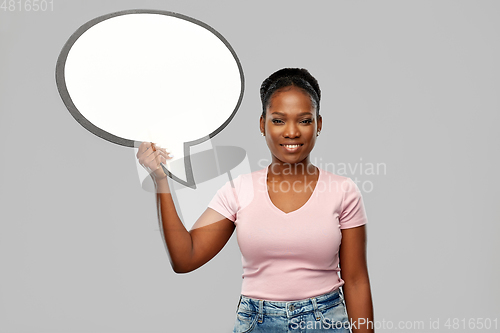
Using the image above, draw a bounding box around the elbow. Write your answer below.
[171,263,193,274]
[169,250,196,274]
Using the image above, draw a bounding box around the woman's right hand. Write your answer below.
[137,141,236,274]
[136,142,173,181]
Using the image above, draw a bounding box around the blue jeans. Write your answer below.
[233,288,351,332]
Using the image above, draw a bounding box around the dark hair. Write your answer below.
[260,68,321,118]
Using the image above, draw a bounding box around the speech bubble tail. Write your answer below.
[160,143,196,189]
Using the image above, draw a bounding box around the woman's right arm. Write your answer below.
[137,142,235,274]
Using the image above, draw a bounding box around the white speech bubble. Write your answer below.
[56,10,244,188]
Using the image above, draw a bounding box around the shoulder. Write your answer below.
[318,167,355,191]
[217,167,265,194]
[230,167,265,193]
[319,167,347,182]
[212,167,264,212]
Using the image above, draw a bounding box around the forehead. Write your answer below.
[267,86,315,114]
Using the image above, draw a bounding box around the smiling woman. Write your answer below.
[136,68,374,332]
[261,85,321,166]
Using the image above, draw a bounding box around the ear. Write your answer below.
[259,115,265,135]
[317,114,323,133]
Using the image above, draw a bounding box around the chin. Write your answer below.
[275,156,307,165]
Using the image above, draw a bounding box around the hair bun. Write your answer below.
[260,68,321,116]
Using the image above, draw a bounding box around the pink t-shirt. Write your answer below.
[208,166,368,301]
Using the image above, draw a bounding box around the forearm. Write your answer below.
[343,279,374,333]
[154,177,194,273]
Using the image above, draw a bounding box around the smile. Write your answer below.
[280,144,303,152]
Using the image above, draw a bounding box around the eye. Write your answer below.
[272,119,284,124]
[300,119,313,124]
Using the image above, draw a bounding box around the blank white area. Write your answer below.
[1,1,499,333]
[64,13,241,181]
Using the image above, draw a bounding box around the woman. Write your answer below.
[137,68,374,332]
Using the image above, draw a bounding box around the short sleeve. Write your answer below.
[339,178,368,229]
[207,179,239,222]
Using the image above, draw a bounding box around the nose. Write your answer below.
[283,122,300,138]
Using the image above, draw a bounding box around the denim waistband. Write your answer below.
[237,288,344,321]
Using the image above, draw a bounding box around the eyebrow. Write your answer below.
[270,111,313,116]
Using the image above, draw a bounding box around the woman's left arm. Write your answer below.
[339,224,374,333]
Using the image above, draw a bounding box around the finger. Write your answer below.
[155,153,173,174]
[139,144,160,163]
[138,144,171,167]
[158,154,166,165]
[155,151,165,167]
[144,149,166,169]
[153,153,168,174]
[158,149,173,160]
[136,141,152,158]
[153,143,171,154]
[155,150,172,165]
[152,147,172,160]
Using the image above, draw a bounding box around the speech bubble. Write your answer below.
[56,9,244,188]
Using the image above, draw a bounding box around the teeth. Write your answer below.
[284,145,300,148]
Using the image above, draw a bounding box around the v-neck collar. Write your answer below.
[263,165,322,216]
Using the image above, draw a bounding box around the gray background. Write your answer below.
[1,0,499,332]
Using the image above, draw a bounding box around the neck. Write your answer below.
[268,157,318,177]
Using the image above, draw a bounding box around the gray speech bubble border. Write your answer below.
[55,9,245,189]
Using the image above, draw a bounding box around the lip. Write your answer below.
[280,143,303,153]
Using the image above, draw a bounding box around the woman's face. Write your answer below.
[260,85,322,167]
